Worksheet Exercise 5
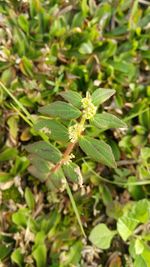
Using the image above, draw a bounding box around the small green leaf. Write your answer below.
[91,113,126,129]
[25,187,35,210]
[89,223,116,249]
[18,14,29,33]
[117,215,139,241]
[135,239,144,255]
[79,136,116,168]
[59,91,82,108]
[11,248,24,267]
[12,208,29,227]
[92,88,115,106]
[60,241,82,266]
[0,147,18,161]
[131,199,150,224]
[34,231,46,246]
[28,165,49,181]
[0,245,12,261]
[79,41,93,54]
[34,119,69,142]
[25,141,62,163]
[63,162,79,182]
[32,244,47,267]
[140,147,150,161]
[0,172,12,183]
[29,155,51,174]
[47,168,65,190]
[39,101,81,120]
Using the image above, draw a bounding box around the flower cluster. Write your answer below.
[63,153,75,165]
[68,123,85,143]
[82,92,96,119]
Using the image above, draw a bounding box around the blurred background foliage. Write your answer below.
[0,0,150,266]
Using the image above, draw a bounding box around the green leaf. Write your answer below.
[81,0,89,16]
[117,215,139,241]
[28,165,49,181]
[0,147,18,161]
[127,176,145,200]
[79,136,116,168]
[91,113,126,129]
[89,223,116,249]
[134,256,147,267]
[92,88,115,106]
[25,187,35,210]
[59,91,82,108]
[139,109,150,130]
[140,147,150,162]
[60,241,82,266]
[34,231,46,247]
[11,248,24,267]
[131,199,150,224]
[0,245,12,261]
[0,172,12,183]
[25,141,62,163]
[79,41,93,54]
[39,101,81,120]
[18,14,29,33]
[12,208,29,227]
[32,244,47,267]
[63,162,79,182]
[29,154,51,174]
[135,239,144,255]
[141,247,150,266]
[34,119,69,142]
[47,168,65,190]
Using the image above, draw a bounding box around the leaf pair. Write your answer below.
[38,88,116,119]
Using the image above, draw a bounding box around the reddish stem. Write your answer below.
[51,142,76,173]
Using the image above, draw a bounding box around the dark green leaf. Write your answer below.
[0,245,12,260]
[92,89,115,106]
[79,136,116,168]
[39,101,81,120]
[25,141,61,163]
[91,113,126,129]
[47,168,65,190]
[34,119,69,142]
[63,162,79,182]
[59,91,82,108]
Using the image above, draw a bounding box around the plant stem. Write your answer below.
[51,141,76,173]
[51,116,86,173]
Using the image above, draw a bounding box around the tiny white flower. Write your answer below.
[63,153,75,165]
[41,127,51,135]
[68,123,85,143]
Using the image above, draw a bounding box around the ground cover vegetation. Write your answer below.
[0,0,150,266]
